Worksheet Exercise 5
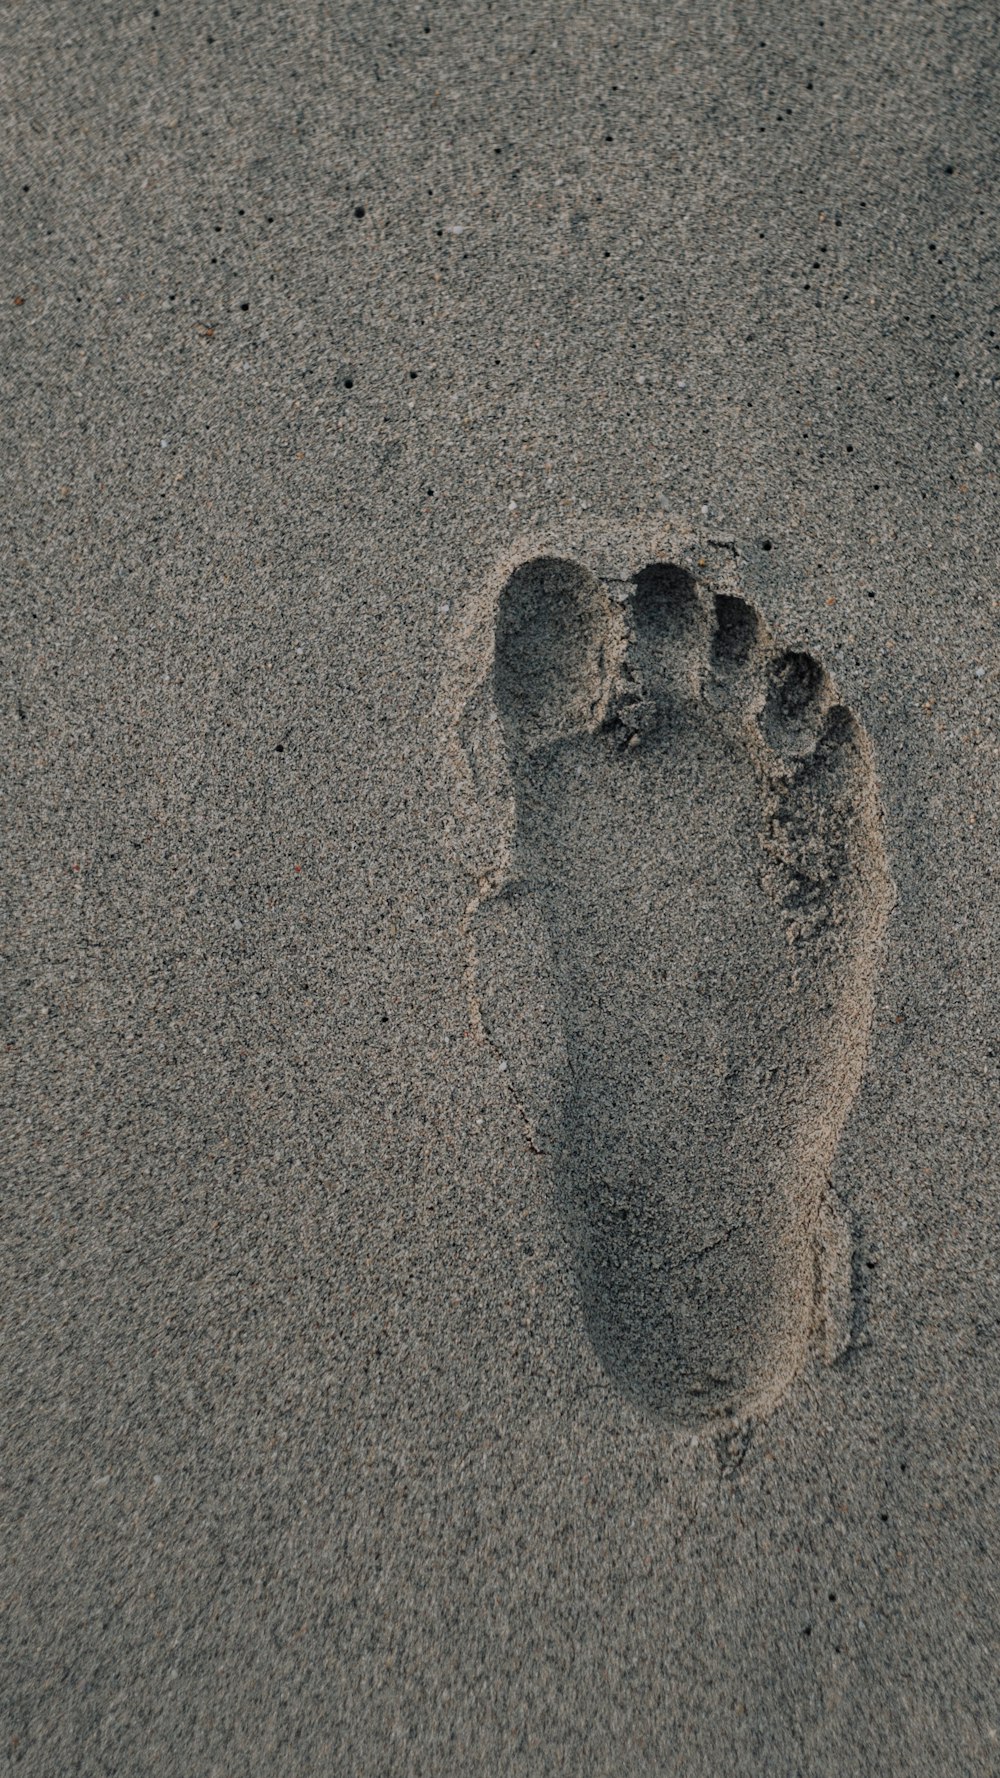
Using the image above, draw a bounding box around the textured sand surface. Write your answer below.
[3,4,998,1773]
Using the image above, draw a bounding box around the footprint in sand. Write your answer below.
[445,543,892,1425]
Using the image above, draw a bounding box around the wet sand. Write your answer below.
[3,4,998,1772]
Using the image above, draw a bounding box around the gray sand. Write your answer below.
[3,3,998,1774]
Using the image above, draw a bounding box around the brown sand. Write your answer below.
[3,3,998,1773]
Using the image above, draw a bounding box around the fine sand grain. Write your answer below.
[3,4,998,1775]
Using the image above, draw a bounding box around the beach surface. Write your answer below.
[3,4,998,1772]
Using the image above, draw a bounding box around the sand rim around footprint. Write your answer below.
[444,543,892,1425]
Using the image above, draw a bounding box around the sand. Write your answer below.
[3,3,998,1773]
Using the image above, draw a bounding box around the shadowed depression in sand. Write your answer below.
[451,551,893,1424]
